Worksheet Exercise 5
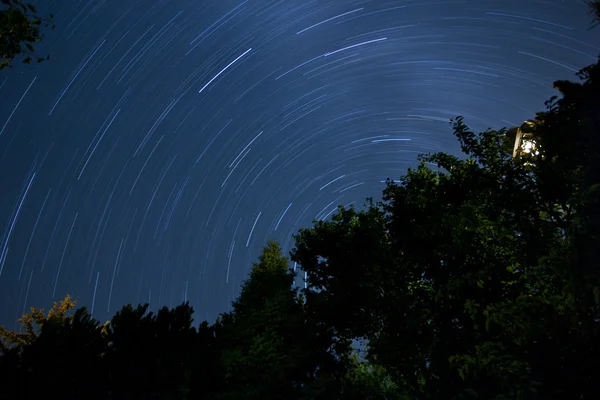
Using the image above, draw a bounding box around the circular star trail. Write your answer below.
[1,0,599,326]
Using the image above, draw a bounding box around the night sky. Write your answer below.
[1,0,599,327]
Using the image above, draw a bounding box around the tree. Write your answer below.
[105,302,199,399]
[291,57,600,400]
[341,354,409,400]
[0,245,366,399]
[0,297,203,399]
[0,0,54,70]
[587,0,600,28]
[0,294,77,349]
[0,296,110,399]
[215,240,353,400]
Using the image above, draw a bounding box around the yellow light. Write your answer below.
[520,138,539,156]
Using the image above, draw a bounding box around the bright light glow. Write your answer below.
[520,138,539,156]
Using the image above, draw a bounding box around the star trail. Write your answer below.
[1,0,599,327]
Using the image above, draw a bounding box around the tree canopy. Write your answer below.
[0,0,53,70]
[291,39,600,400]
[0,243,376,399]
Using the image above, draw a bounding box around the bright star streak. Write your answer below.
[198,48,253,93]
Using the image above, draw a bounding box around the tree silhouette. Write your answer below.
[587,0,600,28]
[105,302,198,399]
[0,245,361,399]
[0,296,109,399]
[291,54,600,399]
[0,0,54,69]
[215,240,353,400]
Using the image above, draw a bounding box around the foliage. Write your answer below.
[215,240,352,400]
[0,295,111,399]
[0,244,356,399]
[0,0,54,70]
[0,294,77,349]
[587,0,600,28]
[341,354,410,400]
[106,302,200,399]
[291,56,600,399]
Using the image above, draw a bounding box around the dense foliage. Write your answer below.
[0,0,53,69]
[0,242,382,399]
[292,39,600,400]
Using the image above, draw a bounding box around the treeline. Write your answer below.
[1,2,600,399]
[1,242,391,400]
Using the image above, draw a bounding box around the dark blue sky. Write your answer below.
[0,0,598,327]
